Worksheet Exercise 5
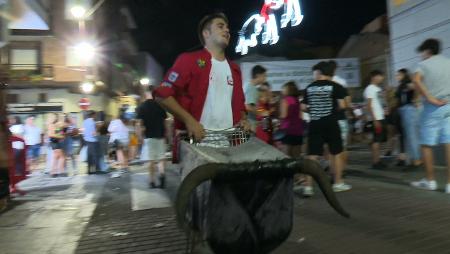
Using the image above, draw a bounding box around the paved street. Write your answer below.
[2,147,450,254]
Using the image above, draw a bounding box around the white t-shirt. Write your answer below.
[364,84,384,121]
[108,119,129,143]
[332,75,347,87]
[24,125,42,146]
[10,124,25,149]
[200,58,234,130]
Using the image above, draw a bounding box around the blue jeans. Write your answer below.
[420,102,450,146]
[399,105,421,161]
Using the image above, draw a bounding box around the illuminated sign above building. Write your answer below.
[236,0,304,55]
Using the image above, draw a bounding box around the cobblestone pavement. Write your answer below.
[2,147,450,254]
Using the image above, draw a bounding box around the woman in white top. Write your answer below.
[108,113,129,170]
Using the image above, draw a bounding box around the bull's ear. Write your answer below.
[294,159,350,218]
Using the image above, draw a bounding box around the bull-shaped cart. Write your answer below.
[175,128,349,254]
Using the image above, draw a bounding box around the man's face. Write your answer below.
[26,117,34,125]
[255,73,267,84]
[420,50,432,60]
[373,75,384,85]
[204,18,230,48]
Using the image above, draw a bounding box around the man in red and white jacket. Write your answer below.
[154,13,248,142]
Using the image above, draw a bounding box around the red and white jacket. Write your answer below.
[154,48,246,130]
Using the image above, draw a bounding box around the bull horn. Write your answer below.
[291,159,350,218]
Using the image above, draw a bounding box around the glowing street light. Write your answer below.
[70,5,87,20]
[81,81,94,93]
[74,41,96,61]
[139,77,150,86]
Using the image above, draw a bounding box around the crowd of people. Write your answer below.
[2,12,450,210]
[241,38,450,195]
[6,94,169,189]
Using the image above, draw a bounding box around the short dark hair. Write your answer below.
[312,61,334,77]
[397,68,411,84]
[251,65,267,79]
[417,38,440,55]
[197,13,229,46]
[282,81,300,97]
[328,60,338,72]
[369,70,384,79]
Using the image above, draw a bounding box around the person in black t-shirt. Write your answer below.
[301,61,352,194]
[137,86,168,189]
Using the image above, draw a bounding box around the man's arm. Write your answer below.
[413,72,447,106]
[157,96,205,141]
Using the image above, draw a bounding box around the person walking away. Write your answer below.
[108,111,130,174]
[395,68,422,167]
[83,111,101,174]
[63,114,78,175]
[137,86,168,188]
[245,65,267,132]
[301,61,351,195]
[410,39,450,193]
[23,115,42,174]
[364,70,388,169]
[48,113,66,177]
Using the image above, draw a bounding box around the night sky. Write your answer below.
[128,0,386,68]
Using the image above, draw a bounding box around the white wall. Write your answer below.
[388,0,450,74]
[7,88,113,127]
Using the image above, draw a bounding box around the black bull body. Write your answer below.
[175,138,349,254]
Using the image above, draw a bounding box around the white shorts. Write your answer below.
[144,138,166,161]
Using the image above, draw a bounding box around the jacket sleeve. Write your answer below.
[235,67,247,114]
[154,53,191,99]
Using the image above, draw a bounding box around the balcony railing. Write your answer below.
[3,64,54,82]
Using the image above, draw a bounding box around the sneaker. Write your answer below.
[149,182,157,189]
[411,179,437,191]
[303,186,314,197]
[110,172,122,178]
[445,184,450,194]
[333,183,352,192]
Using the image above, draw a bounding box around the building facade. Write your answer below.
[0,0,139,128]
[388,0,450,77]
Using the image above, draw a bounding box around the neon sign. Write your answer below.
[236,0,304,55]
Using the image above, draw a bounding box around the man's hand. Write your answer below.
[185,118,205,142]
[239,119,251,131]
[427,96,447,107]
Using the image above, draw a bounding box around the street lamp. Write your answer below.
[139,77,150,86]
[81,81,94,93]
[70,5,87,20]
[74,41,96,62]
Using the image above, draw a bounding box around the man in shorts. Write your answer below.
[23,115,42,173]
[364,70,388,169]
[410,39,450,193]
[301,61,351,194]
[137,86,168,188]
